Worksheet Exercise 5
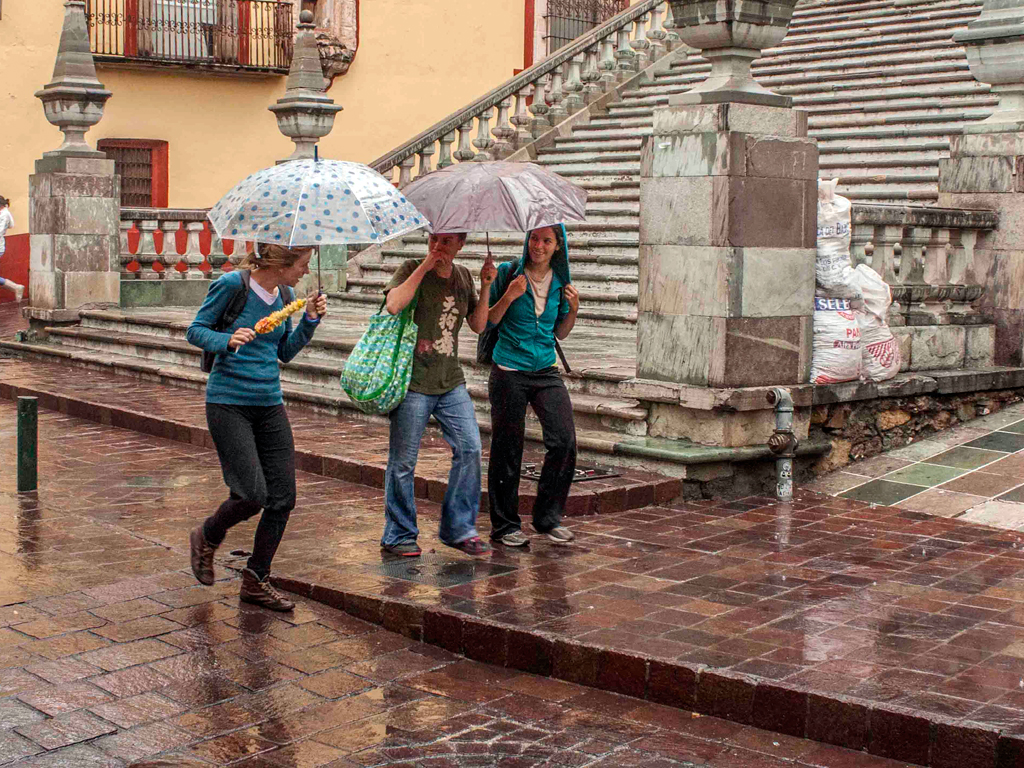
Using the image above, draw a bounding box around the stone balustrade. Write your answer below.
[371,0,681,187]
[850,204,999,326]
[120,208,242,281]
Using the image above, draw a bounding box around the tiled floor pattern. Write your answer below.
[806,404,1024,531]
[0,404,920,767]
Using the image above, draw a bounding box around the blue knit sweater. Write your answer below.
[186,271,317,406]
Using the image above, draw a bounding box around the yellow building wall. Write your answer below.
[0,0,525,231]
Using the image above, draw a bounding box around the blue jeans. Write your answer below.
[383,384,482,547]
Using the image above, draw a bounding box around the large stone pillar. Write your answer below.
[940,0,1024,365]
[29,0,118,326]
[637,0,817,447]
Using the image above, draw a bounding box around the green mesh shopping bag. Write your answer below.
[341,296,418,415]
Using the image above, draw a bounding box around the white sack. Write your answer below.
[816,179,860,299]
[851,264,901,381]
[811,297,863,385]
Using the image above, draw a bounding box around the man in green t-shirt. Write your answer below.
[381,232,496,557]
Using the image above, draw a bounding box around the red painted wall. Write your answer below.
[1,234,30,304]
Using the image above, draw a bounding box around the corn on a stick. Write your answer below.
[255,299,306,334]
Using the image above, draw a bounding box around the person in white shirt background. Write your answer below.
[0,197,24,302]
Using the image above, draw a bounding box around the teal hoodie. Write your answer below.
[489,224,571,373]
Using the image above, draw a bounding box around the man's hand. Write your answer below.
[480,256,497,287]
[228,327,256,350]
[422,248,444,273]
[564,284,580,314]
[305,291,328,320]
[505,274,528,302]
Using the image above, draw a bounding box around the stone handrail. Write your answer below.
[850,203,999,326]
[370,0,682,186]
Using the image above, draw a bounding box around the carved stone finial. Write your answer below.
[35,0,112,158]
[269,6,343,161]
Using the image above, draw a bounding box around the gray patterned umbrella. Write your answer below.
[400,161,588,233]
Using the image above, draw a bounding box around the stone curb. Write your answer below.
[0,376,680,518]
[274,574,1023,768]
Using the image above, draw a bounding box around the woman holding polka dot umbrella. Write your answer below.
[185,156,428,611]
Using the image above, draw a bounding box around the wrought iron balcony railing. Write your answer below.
[86,0,293,74]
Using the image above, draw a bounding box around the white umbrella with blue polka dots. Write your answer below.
[207,158,428,248]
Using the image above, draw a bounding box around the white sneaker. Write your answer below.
[10,283,23,302]
[544,526,575,545]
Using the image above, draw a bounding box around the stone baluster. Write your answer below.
[472,109,495,161]
[454,120,477,161]
[119,220,136,273]
[397,155,416,188]
[871,224,905,325]
[416,144,435,179]
[548,63,568,124]
[491,98,516,159]
[663,3,685,56]
[138,220,161,279]
[924,228,951,285]
[185,221,206,276]
[510,87,533,148]
[630,13,652,70]
[648,4,668,61]
[948,229,983,322]
[530,75,551,137]
[582,45,602,103]
[437,131,456,169]
[564,54,586,113]
[599,35,618,87]
[163,220,185,277]
[900,226,932,325]
[615,25,638,76]
[850,223,875,267]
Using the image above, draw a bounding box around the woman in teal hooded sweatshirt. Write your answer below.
[486,225,580,547]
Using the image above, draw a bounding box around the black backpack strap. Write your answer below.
[216,269,251,331]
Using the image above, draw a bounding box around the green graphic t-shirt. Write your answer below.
[384,259,478,396]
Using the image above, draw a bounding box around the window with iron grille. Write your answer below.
[97,140,169,208]
[544,0,629,55]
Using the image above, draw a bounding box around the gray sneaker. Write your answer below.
[498,531,529,547]
[545,526,575,545]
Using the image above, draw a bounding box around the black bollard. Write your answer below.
[17,397,37,493]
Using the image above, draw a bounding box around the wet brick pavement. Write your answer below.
[0,406,926,767]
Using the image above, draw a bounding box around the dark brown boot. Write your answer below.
[239,568,294,612]
[189,526,217,586]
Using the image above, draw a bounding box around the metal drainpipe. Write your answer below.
[766,388,798,502]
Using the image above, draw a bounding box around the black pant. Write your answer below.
[202,403,296,579]
[488,366,577,538]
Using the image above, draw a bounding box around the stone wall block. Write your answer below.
[64,271,119,309]
[29,197,67,235]
[966,325,996,368]
[938,156,1018,193]
[717,315,812,387]
[951,133,1024,158]
[642,132,745,178]
[910,325,967,370]
[743,136,819,180]
[726,177,816,248]
[649,402,810,446]
[30,235,54,273]
[740,248,816,317]
[638,313,721,385]
[653,102,804,137]
[65,197,119,237]
[49,173,118,199]
[637,245,737,316]
[29,175,52,199]
[939,193,1024,252]
[640,177,716,245]
[51,235,116,272]
[30,272,61,310]
[34,156,116,176]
